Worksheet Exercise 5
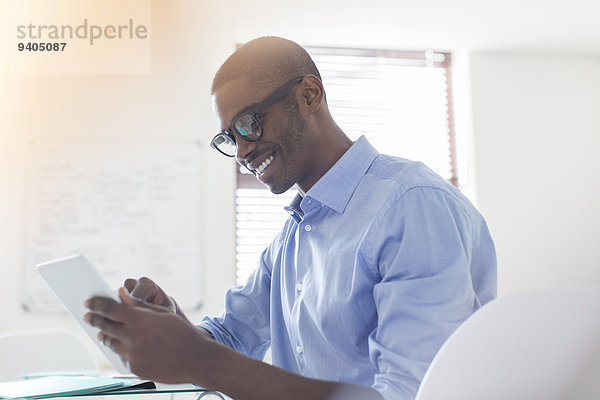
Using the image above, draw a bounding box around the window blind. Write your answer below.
[235,48,455,286]
[235,185,296,285]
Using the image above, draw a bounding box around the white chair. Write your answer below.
[0,329,99,381]
[415,286,600,400]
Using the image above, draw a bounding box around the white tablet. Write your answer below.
[36,254,130,374]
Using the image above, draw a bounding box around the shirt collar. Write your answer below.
[285,136,378,217]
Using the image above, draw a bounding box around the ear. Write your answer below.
[300,75,325,113]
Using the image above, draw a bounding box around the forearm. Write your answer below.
[193,342,383,400]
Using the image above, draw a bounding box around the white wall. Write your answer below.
[470,53,600,294]
[1,0,599,366]
[0,2,238,343]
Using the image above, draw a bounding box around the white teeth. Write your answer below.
[256,155,275,175]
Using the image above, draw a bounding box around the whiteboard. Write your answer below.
[21,139,204,313]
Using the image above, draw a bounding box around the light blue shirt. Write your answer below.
[200,136,497,399]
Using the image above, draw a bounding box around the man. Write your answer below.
[84,37,497,400]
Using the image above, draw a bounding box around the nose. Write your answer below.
[235,137,258,163]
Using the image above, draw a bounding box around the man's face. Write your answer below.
[212,78,311,194]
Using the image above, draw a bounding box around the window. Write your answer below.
[235,47,456,286]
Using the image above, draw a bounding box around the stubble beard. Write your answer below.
[268,97,308,195]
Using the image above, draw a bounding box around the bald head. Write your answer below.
[211,36,322,95]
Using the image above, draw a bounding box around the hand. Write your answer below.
[84,287,210,383]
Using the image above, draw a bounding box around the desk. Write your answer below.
[0,380,225,400]
[29,385,225,400]
[74,386,225,399]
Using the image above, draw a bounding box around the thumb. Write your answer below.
[118,286,139,306]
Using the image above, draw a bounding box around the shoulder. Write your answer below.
[356,156,490,277]
[355,154,475,215]
[367,154,453,193]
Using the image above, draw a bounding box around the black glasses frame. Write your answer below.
[210,76,305,157]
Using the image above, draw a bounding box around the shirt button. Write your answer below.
[296,283,303,292]
[288,210,294,216]
[296,345,303,354]
[304,225,312,232]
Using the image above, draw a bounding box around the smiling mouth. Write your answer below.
[255,154,275,176]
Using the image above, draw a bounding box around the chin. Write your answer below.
[267,185,289,195]
[265,180,294,195]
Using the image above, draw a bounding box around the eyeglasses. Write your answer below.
[210,76,304,157]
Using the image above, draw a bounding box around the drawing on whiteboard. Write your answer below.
[22,139,204,313]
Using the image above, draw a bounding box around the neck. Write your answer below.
[296,122,353,196]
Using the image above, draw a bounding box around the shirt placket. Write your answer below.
[290,197,322,374]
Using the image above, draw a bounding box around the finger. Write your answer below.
[123,278,137,293]
[130,277,163,304]
[118,287,171,313]
[84,312,126,338]
[118,286,140,306]
[84,296,129,323]
[97,332,126,355]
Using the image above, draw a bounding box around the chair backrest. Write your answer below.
[415,286,600,400]
[0,329,99,381]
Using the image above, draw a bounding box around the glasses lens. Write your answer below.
[212,133,237,156]
[232,113,261,140]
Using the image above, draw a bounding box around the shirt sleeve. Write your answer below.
[365,186,496,399]
[198,235,279,361]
